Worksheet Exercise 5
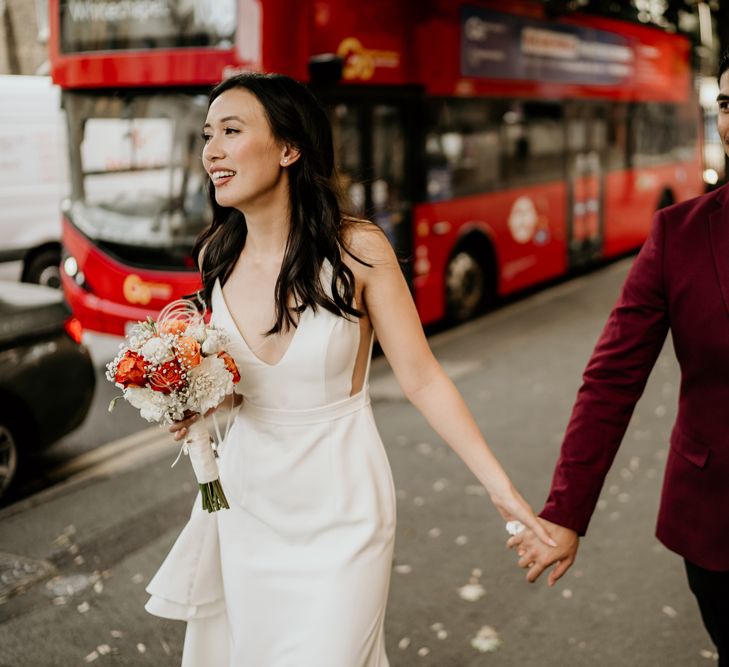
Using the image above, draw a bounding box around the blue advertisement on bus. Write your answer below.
[460,5,634,85]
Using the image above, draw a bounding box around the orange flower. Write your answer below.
[177,337,202,369]
[159,319,187,336]
[149,359,186,394]
[115,351,147,388]
[218,352,241,384]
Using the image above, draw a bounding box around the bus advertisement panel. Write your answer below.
[50,0,704,334]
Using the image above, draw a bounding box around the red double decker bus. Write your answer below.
[51,0,704,334]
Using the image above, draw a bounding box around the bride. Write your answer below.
[146,72,555,666]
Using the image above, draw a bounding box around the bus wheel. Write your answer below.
[23,248,62,289]
[445,248,489,322]
[0,417,20,500]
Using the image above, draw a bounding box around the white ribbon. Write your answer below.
[171,418,219,485]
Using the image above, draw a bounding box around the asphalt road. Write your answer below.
[0,257,718,666]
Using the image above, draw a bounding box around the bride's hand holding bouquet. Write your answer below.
[106,299,241,512]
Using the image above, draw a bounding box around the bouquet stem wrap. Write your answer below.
[183,418,229,513]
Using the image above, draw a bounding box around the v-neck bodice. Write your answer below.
[210,268,372,410]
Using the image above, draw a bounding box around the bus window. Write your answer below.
[330,103,365,216]
[425,99,501,201]
[501,101,565,189]
[372,104,407,248]
[604,103,629,171]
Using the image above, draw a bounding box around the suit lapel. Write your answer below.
[709,185,729,316]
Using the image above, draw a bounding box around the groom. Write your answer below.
[509,51,729,663]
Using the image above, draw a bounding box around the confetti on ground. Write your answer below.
[74,555,85,566]
[455,535,468,546]
[137,643,147,654]
[416,442,433,456]
[629,457,640,471]
[427,527,441,538]
[458,583,486,602]
[436,630,448,640]
[84,651,99,663]
[394,564,412,575]
[432,479,448,492]
[662,605,678,618]
[110,630,124,639]
[52,597,67,606]
[53,534,71,548]
[562,589,573,599]
[131,574,144,584]
[471,626,502,653]
[161,639,171,656]
[655,405,667,417]
[619,468,633,481]
[699,649,719,660]
[464,485,487,496]
[430,623,444,632]
[77,601,90,613]
[596,500,607,511]
[97,645,111,655]
[413,496,425,507]
[69,544,79,556]
[398,637,411,650]
[472,568,482,577]
[93,581,104,594]
[417,647,430,657]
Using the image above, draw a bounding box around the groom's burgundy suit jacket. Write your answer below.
[541,182,729,571]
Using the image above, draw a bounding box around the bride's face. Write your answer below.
[202,88,286,210]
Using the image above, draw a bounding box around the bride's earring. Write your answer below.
[282,157,289,166]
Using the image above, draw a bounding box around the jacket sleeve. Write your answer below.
[540,210,670,534]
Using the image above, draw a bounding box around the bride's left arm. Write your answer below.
[349,225,555,547]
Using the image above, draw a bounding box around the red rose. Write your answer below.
[149,359,186,394]
[115,351,147,388]
[218,352,241,384]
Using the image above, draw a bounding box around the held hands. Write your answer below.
[490,484,559,550]
[507,518,579,586]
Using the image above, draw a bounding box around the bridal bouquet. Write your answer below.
[106,299,240,512]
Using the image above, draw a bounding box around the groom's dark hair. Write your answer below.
[719,49,729,84]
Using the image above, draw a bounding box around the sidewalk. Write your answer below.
[0,258,718,667]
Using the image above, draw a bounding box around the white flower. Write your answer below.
[140,337,174,365]
[124,387,172,423]
[186,355,234,414]
[201,330,225,355]
[126,323,155,349]
[185,322,207,343]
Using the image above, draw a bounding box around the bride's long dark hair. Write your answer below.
[193,72,367,334]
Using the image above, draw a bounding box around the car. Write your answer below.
[0,281,95,499]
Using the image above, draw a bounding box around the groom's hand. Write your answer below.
[507,518,579,586]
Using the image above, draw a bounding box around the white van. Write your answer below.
[0,75,68,287]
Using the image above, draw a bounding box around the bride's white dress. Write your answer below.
[145,264,397,666]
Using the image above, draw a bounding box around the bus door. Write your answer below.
[566,104,606,267]
[323,93,418,276]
